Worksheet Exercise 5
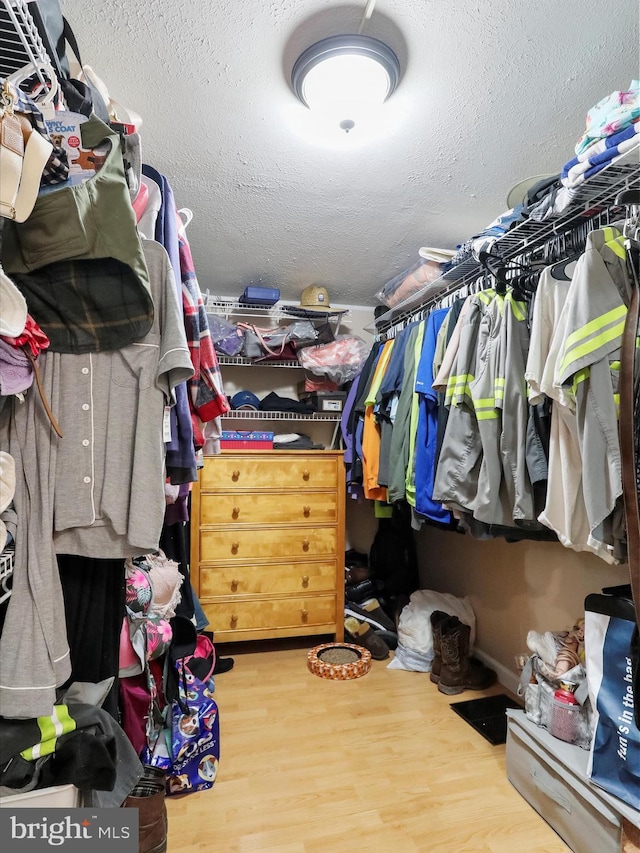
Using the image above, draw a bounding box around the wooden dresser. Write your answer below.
[191,450,345,643]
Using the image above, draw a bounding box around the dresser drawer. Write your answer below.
[203,595,337,634]
[201,456,338,491]
[200,491,338,526]
[199,561,337,597]
[200,526,337,562]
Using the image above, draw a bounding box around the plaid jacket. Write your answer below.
[178,232,229,445]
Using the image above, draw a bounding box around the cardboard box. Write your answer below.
[220,430,274,450]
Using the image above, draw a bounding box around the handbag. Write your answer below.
[238,322,290,359]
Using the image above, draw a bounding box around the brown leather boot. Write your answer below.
[123,766,168,853]
[429,611,452,684]
[438,617,496,695]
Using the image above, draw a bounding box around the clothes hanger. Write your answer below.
[7,62,59,120]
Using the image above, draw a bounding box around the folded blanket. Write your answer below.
[575,80,639,156]
[561,123,640,188]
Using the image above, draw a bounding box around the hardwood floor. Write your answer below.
[166,638,569,853]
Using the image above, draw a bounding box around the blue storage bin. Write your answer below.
[239,286,280,306]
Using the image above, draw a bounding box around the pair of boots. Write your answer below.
[123,765,168,853]
[430,610,496,695]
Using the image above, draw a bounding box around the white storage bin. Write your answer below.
[506,710,639,853]
[0,784,81,808]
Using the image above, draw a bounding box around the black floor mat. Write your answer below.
[450,694,521,745]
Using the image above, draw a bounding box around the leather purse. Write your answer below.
[0,82,53,223]
[238,323,290,359]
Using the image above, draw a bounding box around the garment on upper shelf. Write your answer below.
[561,121,640,188]
[575,80,640,155]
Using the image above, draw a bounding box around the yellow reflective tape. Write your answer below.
[54,704,76,738]
[610,361,621,371]
[571,367,591,396]
[605,235,626,260]
[494,378,505,386]
[477,291,493,305]
[561,318,626,376]
[506,292,527,321]
[561,304,627,361]
[476,410,500,420]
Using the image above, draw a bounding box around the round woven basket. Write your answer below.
[307,642,372,680]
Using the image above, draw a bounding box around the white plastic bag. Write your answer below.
[387,589,476,672]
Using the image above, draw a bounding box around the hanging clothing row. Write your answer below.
[0,68,228,727]
[342,194,639,570]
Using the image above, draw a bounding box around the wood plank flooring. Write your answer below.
[166,638,569,853]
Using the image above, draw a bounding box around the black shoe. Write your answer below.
[345,600,396,633]
[345,579,382,603]
[213,657,235,674]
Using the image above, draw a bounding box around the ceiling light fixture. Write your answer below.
[291,34,400,133]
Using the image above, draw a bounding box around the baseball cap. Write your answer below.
[231,390,261,411]
[506,174,558,210]
[299,285,332,313]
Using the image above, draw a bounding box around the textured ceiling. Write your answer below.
[62,0,639,307]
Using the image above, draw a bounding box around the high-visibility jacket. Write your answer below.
[553,227,632,562]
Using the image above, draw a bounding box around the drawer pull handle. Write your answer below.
[230,614,238,625]
[303,505,310,517]
[302,469,310,481]
[301,609,308,620]
[232,469,240,481]
[302,575,309,586]
[302,538,310,550]
[231,541,240,553]
[232,506,240,519]
[231,579,239,591]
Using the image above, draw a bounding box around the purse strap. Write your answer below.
[620,251,639,627]
[237,322,289,357]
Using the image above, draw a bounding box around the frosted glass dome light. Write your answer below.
[291,35,400,132]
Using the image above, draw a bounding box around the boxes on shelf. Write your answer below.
[238,286,280,306]
[298,390,347,413]
[220,431,274,450]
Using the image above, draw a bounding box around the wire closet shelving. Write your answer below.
[371,151,640,337]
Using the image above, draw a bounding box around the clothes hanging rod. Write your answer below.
[370,153,640,338]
